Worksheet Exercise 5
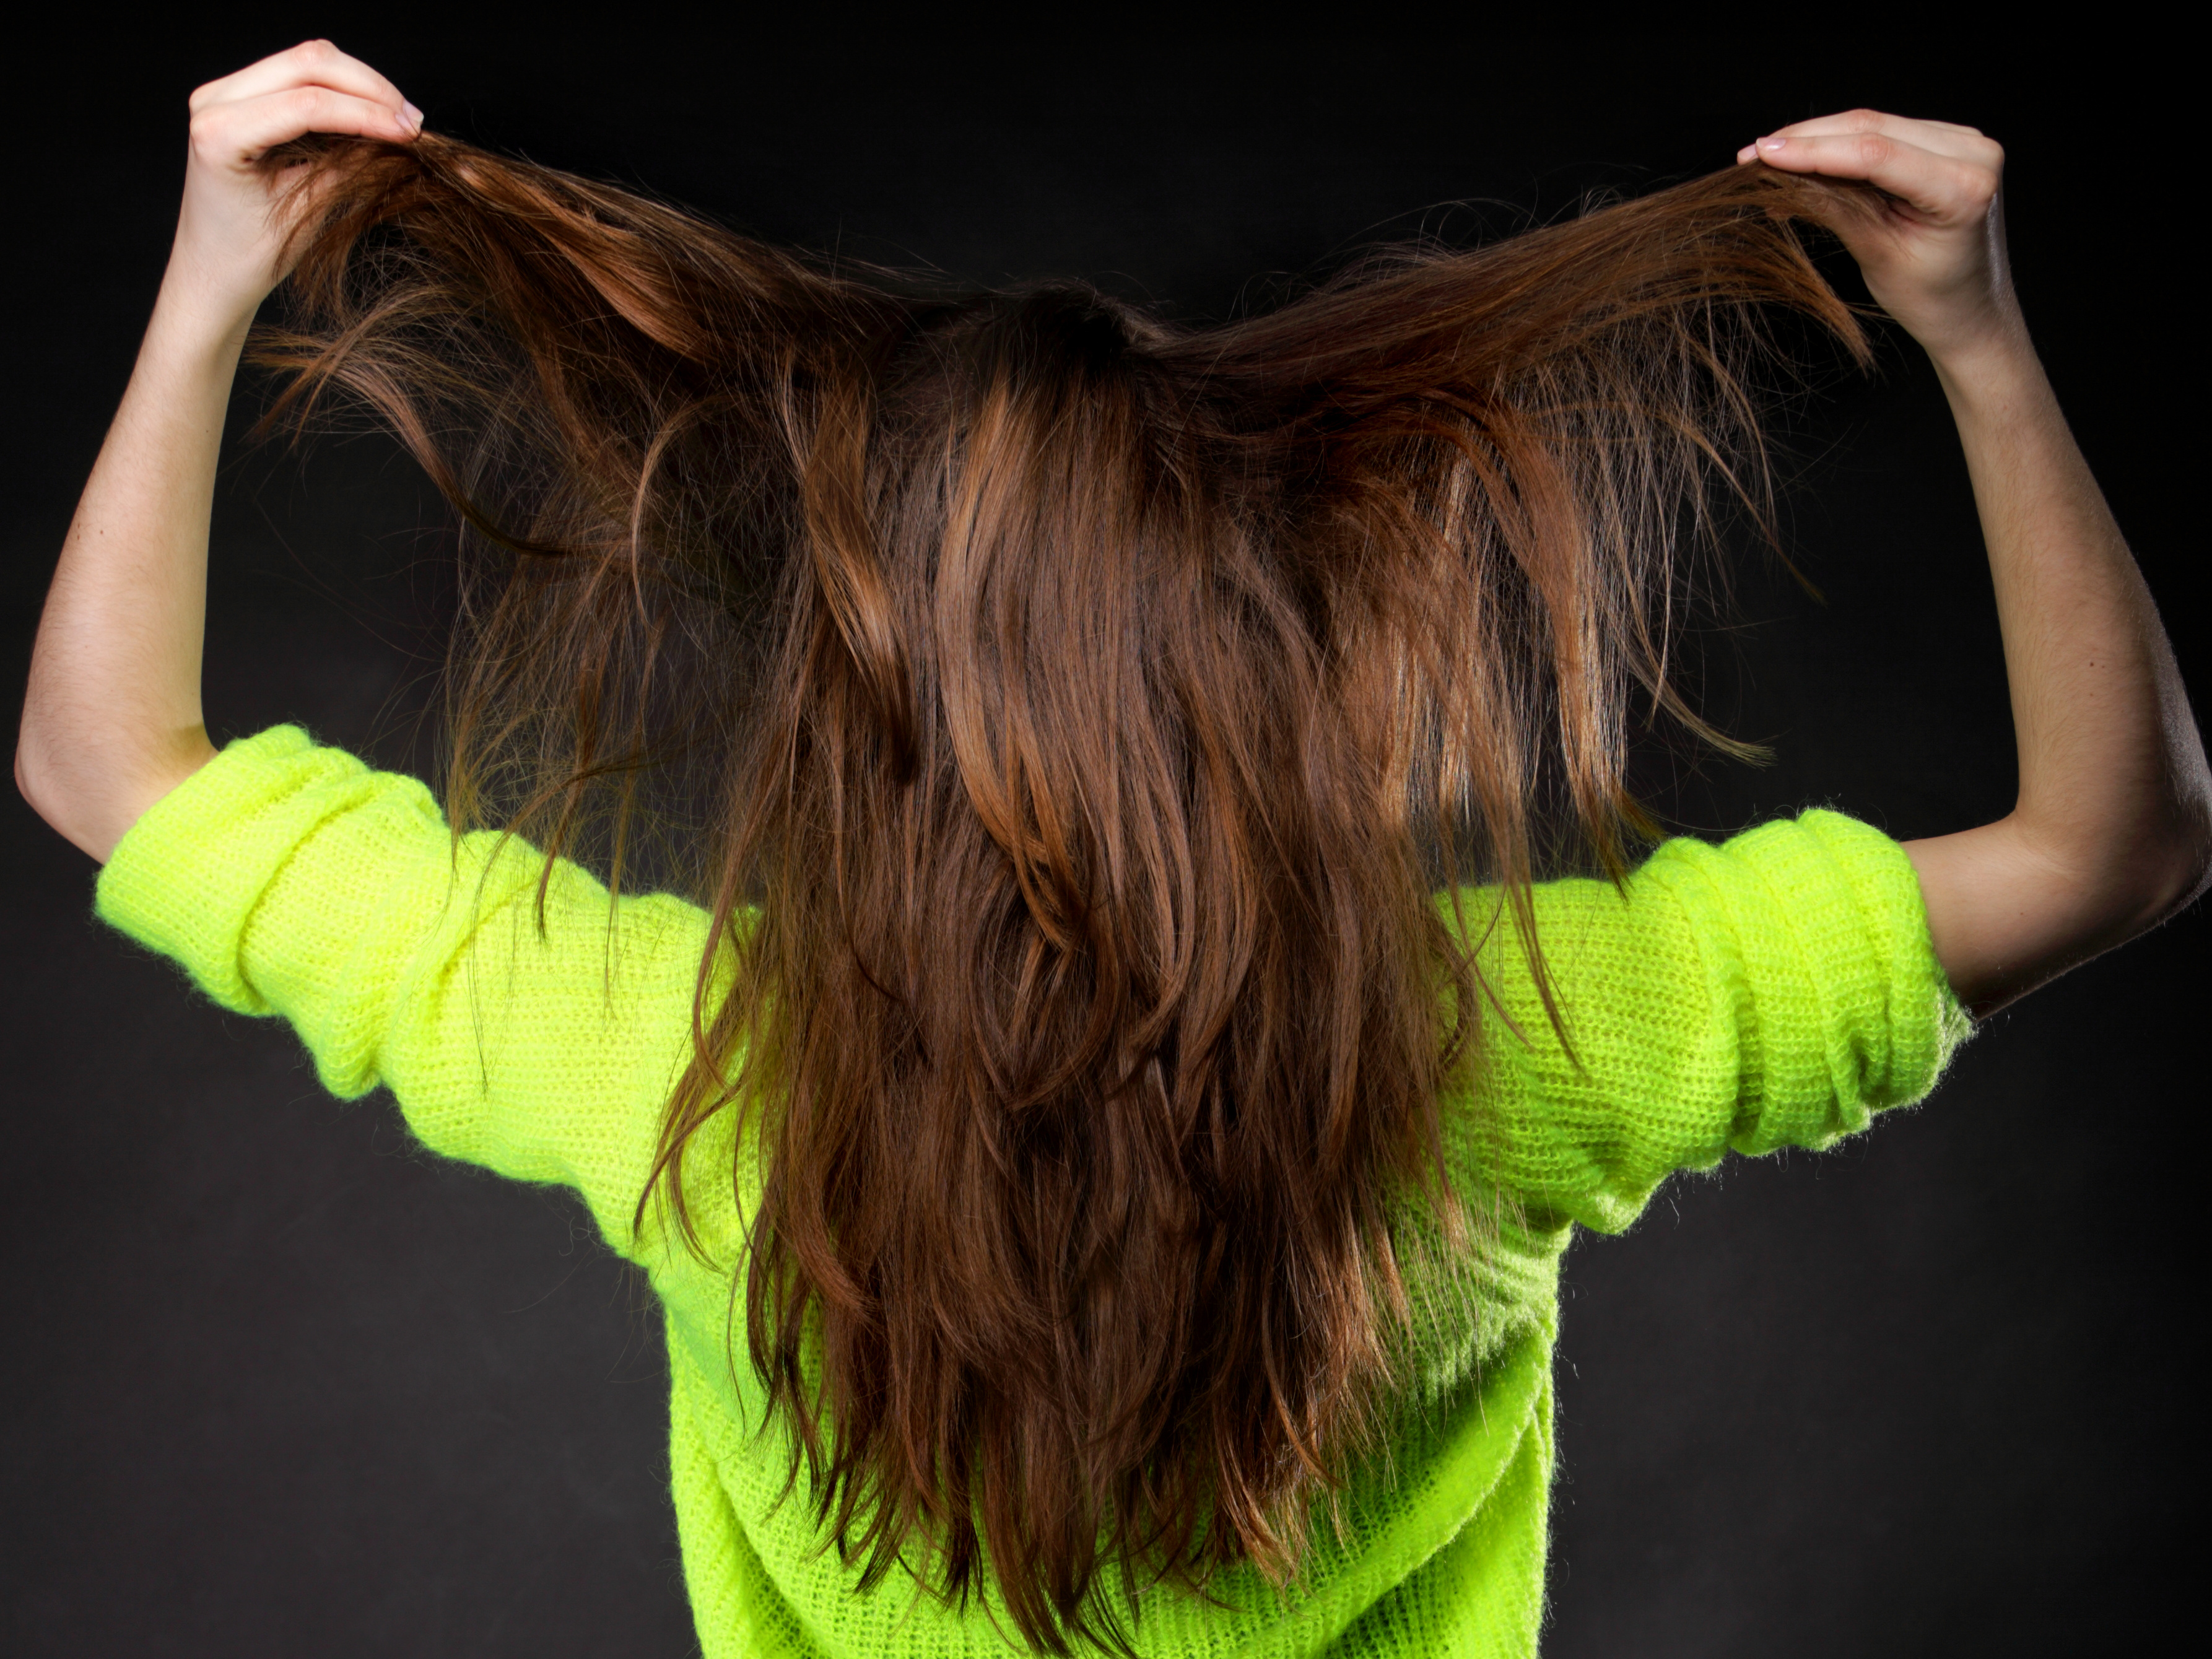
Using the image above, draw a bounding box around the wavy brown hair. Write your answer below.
[256,134,1873,1652]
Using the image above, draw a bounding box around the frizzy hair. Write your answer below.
[254,134,1872,1653]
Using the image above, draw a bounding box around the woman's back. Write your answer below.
[94,724,1964,1654]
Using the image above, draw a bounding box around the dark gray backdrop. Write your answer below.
[6,23,2197,1657]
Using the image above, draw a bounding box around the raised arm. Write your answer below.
[1742,113,2211,1020]
[15,43,422,864]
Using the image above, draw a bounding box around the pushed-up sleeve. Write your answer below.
[95,725,719,1257]
[1448,809,1974,1235]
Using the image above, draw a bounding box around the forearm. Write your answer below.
[16,278,246,863]
[1936,330,2210,905]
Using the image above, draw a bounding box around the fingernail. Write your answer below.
[402,101,424,131]
[1736,143,1758,163]
[1757,136,1787,152]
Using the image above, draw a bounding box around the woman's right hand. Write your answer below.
[167,40,422,334]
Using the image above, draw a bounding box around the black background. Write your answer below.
[4,21,2198,1657]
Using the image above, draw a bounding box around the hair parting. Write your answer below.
[255,132,1875,1653]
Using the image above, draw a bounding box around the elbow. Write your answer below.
[14,729,59,832]
[2125,845,2209,939]
[2152,788,2212,921]
[2096,783,2212,939]
[2008,784,2211,962]
[14,734,95,861]
[2159,721,2212,917]
[15,723,127,865]
[13,723,219,866]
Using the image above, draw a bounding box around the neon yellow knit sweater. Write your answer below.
[94,726,1972,1657]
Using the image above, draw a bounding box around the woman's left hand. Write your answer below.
[1739,111,2016,365]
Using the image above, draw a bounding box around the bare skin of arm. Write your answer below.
[1741,113,2211,1019]
[14,40,421,863]
[17,64,2208,1023]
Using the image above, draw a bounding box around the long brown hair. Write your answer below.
[258,134,1871,1652]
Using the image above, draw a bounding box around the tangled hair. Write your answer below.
[256,134,1873,1652]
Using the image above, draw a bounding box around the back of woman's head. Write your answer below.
[259,133,1874,1652]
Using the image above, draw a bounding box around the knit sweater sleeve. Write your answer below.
[94,725,716,1258]
[1448,809,1975,1235]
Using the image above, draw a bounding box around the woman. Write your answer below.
[17,38,2206,1658]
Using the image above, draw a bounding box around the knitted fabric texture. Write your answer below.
[95,725,1974,1657]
